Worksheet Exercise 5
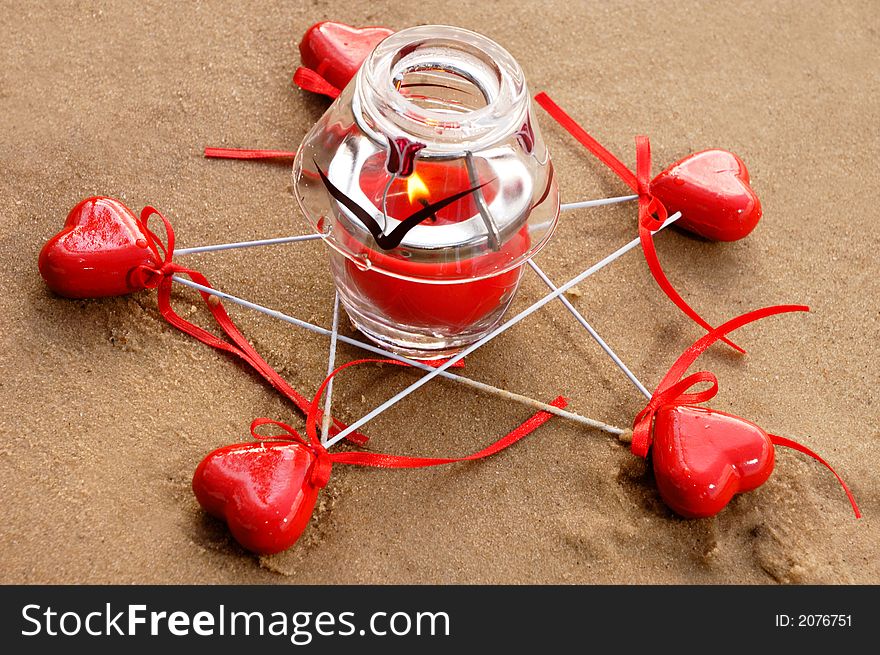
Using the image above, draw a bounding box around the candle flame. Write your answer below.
[406,172,430,204]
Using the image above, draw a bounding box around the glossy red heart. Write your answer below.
[650,149,761,242]
[38,196,161,298]
[299,21,393,92]
[651,405,775,518]
[192,441,328,554]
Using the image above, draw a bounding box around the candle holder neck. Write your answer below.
[356,25,529,156]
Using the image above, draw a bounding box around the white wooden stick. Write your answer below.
[320,293,340,444]
[527,260,652,399]
[324,212,680,447]
[529,194,637,232]
[175,233,322,255]
[170,276,624,435]
[561,194,638,211]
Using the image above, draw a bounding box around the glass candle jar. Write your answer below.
[293,25,559,359]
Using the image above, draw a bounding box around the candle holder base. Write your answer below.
[337,283,518,361]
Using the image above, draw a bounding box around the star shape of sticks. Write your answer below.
[172,191,665,447]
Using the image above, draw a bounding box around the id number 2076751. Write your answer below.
[775,614,852,628]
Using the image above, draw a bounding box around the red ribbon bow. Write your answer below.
[631,303,860,517]
[534,92,743,353]
[250,417,335,488]
[129,206,369,446]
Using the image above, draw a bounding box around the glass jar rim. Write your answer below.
[357,25,529,156]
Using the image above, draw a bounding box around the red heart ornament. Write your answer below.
[38,196,161,298]
[299,21,393,92]
[192,441,329,555]
[651,404,775,518]
[650,149,762,242]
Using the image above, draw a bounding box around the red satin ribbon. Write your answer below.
[631,304,860,517]
[534,92,743,354]
[293,67,342,99]
[203,147,296,160]
[250,357,568,474]
[130,207,369,446]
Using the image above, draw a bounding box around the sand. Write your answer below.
[1,0,877,584]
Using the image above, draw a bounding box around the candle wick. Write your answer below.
[315,160,487,250]
[418,198,438,222]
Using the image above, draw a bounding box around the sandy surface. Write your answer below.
[1,0,877,584]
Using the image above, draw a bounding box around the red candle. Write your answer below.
[335,155,530,333]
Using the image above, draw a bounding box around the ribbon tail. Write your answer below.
[770,434,860,518]
[654,305,809,394]
[204,147,296,160]
[331,396,569,468]
[534,92,638,190]
[157,275,249,359]
[638,222,745,353]
[158,271,369,446]
[189,271,370,446]
[293,67,341,99]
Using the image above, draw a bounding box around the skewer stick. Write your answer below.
[324,212,681,447]
[172,195,639,257]
[175,233,322,256]
[560,194,638,211]
[170,276,624,435]
[526,260,652,399]
[320,293,341,444]
[530,194,639,234]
